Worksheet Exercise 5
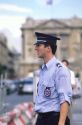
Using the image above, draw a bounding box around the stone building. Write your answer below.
[0,33,20,79]
[0,33,8,76]
[19,17,82,80]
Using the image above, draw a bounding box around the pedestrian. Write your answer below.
[34,32,72,125]
[62,59,76,90]
[62,59,75,125]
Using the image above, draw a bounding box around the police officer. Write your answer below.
[34,32,72,125]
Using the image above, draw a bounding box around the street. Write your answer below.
[4,92,33,113]
[1,92,82,125]
[72,97,82,125]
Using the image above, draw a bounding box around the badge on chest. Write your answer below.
[44,87,51,97]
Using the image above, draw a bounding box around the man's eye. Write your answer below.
[36,44,41,47]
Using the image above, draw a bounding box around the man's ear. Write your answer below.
[48,46,50,49]
[47,45,50,49]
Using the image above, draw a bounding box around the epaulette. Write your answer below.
[56,63,62,68]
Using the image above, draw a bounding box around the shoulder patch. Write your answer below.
[56,63,62,68]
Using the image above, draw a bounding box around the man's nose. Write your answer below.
[35,46,38,50]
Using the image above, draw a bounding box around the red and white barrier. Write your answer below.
[0,102,34,125]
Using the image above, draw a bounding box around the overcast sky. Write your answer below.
[0,0,82,52]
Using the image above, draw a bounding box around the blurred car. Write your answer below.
[17,77,33,94]
[7,83,16,94]
[72,77,82,98]
[0,80,5,86]
[0,79,17,95]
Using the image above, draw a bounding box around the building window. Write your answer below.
[60,33,69,59]
[60,33,69,48]
[61,48,68,59]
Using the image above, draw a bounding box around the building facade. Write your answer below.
[0,33,8,76]
[0,33,20,79]
[20,17,82,80]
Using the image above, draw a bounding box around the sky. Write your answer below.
[0,0,82,53]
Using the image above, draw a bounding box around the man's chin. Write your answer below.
[38,55,43,58]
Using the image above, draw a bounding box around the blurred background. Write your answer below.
[0,0,82,81]
[0,0,82,124]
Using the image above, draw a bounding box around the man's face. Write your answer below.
[35,44,48,58]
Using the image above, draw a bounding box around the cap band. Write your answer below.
[37,40,47,43]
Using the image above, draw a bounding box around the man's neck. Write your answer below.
[44,54,55,64]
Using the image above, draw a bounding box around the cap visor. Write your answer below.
[34,41,46,45]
